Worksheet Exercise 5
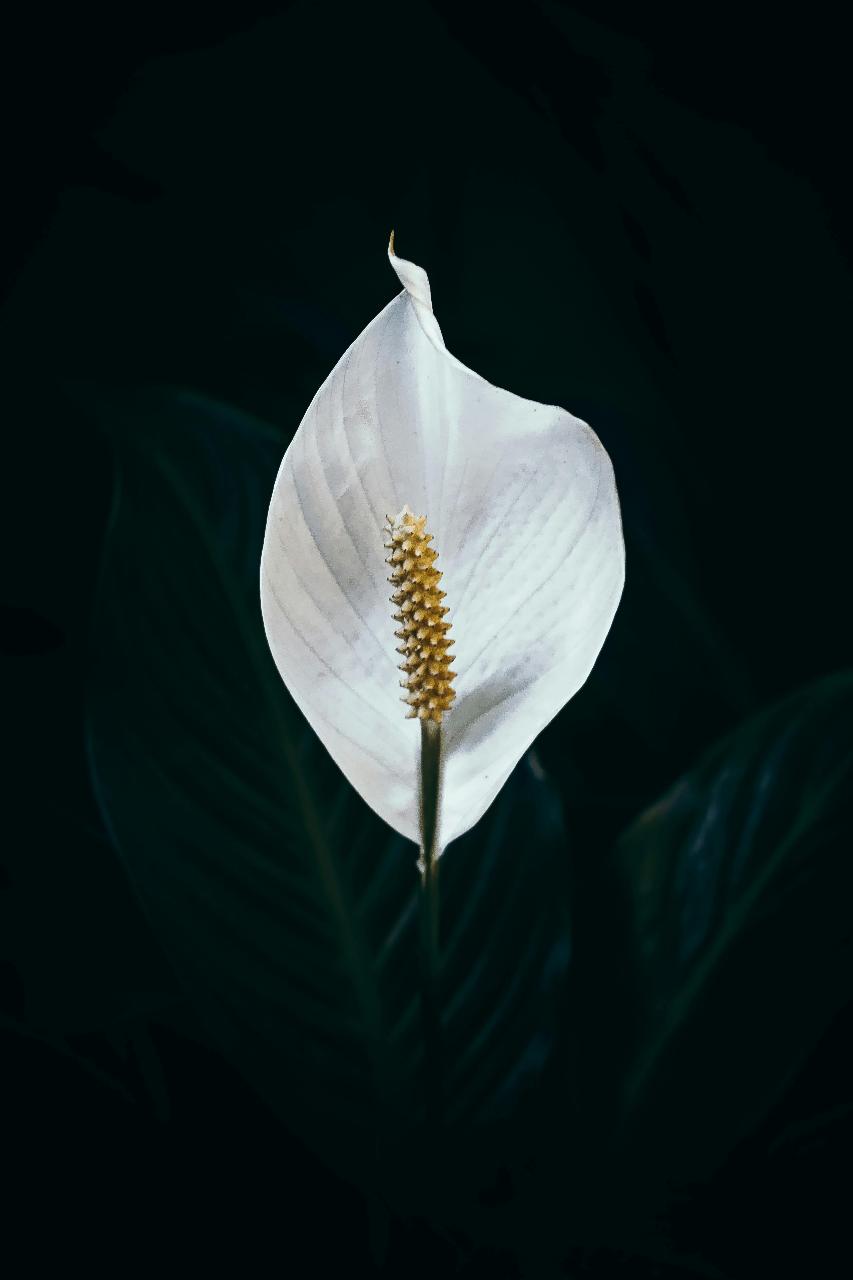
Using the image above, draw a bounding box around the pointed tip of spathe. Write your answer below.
[386,231,433,312]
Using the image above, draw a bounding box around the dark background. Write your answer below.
[2,2,851,1275]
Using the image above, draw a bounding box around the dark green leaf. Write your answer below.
[612,672,853,1183]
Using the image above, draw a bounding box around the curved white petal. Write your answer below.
[261,239,624,850]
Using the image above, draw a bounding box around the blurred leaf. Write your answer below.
[612,672,853,1184]
[82,387,571,1195]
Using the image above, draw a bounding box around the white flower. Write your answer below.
[260,236,624,854]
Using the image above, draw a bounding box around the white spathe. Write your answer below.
[260,238,624,852]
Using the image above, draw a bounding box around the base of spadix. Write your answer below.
[417,718,442,875]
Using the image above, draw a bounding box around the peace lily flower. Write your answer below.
[260,235,624,866]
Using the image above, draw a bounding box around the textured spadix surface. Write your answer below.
[261,242,624,849]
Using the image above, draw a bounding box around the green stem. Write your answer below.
[419,718,442,1127]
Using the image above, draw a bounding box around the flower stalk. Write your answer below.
[418,717,442,1126]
